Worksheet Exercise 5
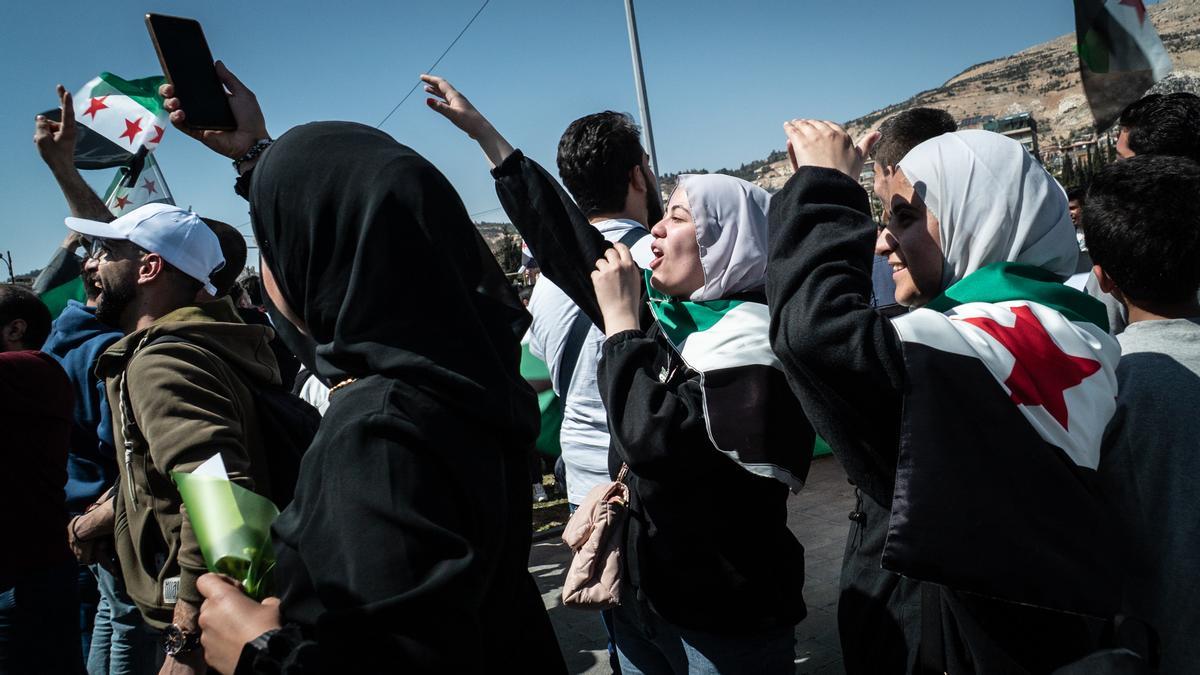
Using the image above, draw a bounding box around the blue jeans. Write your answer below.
[78,563,98,667]
[613,604,795,675]
[87,565,162,675]
[0,559,83,675]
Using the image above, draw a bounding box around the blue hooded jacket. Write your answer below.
[42,300,122,514]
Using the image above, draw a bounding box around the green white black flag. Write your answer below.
[1075,0,1173,130]
[103,152,174,216]
[40,73,168,169]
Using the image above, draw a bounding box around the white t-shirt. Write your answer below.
[527,218,654,505]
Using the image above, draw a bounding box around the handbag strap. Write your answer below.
[555,227,650,406]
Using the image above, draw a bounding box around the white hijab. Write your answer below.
[898,130,1078,290]
[678,174,772,302]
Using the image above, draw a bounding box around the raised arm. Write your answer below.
[766,120,906,505]
[424,75,613,328]
[34,85,113,221]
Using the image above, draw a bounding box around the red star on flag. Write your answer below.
[83,96,109,120]
[148,125,164,145]
[1120,0,1147,25]
[962,305,1101,431]
[142,179,157,196]
[114,194,131,210]
[119,117,143,145]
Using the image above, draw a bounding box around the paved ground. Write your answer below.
[529,455,855,674]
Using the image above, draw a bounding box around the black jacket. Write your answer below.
[493,150,808,634]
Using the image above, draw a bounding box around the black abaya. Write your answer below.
[236,122,565,673]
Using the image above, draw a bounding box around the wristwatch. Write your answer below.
[163,624,201,657]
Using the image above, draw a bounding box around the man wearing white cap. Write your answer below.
[64,204,281,674]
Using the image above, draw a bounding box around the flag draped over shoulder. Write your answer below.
[1075,0,1173,131]
[644,271,813,490]
[882,263,1122,617]
[41,73,168,169]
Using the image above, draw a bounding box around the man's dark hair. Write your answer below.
[240,274,263,307]
[202,217,247,298]
[1083,154,1200,305]
[164,263,205,301]
[1066,187,1086,203]
[1118,93,1200,162]
[871,108,958,169]
[557,111,645,217]
[0,284,52,350]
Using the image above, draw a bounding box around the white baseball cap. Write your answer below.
[66,203,225,296]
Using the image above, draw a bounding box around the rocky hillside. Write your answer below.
[747,0,1200,191]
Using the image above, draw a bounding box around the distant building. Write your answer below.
[985,113,1040,159]
[958,114,997,130]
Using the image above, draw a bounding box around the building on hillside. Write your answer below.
[1044,129,1118,186]
[985,113,1040,159]
[958,114,997,130]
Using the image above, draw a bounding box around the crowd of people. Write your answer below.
[1,60,1198,675]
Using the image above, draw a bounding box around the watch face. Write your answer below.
[163,625,197,656]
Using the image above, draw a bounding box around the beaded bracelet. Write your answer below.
[233,138,274,172]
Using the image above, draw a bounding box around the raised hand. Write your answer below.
[421,74,492,138]
[422,74,514,169]
[591,243,642,337]
[34,85,77,171]
[160,61,269,162]
[784,119,880,180]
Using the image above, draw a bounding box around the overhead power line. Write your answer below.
[376,0,492,129]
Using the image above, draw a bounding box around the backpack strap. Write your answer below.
[555,227,650,404]
[118,335,196,507]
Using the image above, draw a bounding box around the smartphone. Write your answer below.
[145,13,236,130]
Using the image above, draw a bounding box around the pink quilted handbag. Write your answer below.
[560,465,630,610]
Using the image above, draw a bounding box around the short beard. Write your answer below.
[94,277,137,329]
[82,270,101,302]
[641,164,664,225]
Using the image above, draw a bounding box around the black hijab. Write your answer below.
[248,122,536,438]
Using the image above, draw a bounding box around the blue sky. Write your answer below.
[0,0,1098,272]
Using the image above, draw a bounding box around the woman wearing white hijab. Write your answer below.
[766,123,1126,674]
[587,173,817,674]
[426,77,817,674]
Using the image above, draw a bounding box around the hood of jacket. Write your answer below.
[45,300,122,356]
[97,297,279,386]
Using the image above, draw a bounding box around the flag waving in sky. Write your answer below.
[40,72,168,169]
[1075,0,1173,130]
[103,152,174,216]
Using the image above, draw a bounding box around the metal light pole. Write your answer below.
[624,0,660,182]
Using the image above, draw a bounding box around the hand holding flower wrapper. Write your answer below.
[172,454,279,599]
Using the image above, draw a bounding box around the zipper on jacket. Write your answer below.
[119,360,141,511]
[124,440,138,508]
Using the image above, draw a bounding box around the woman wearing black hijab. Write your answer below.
[161,73,565,674]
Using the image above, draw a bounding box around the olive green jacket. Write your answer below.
[97,298,279,629]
